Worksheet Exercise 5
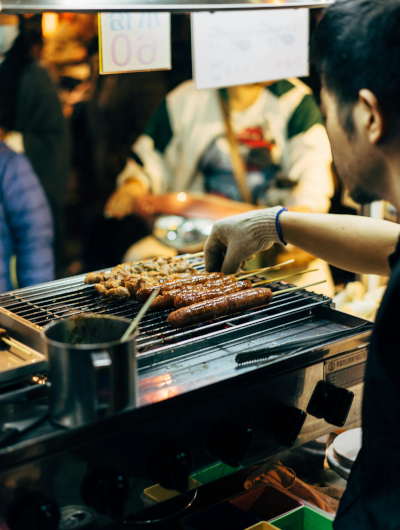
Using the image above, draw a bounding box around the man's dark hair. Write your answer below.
[311,0,400,131]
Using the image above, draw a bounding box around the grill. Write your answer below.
[0,264,332,367]
[0,262,373,527]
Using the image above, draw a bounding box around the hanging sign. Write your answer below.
[98,12,171,74]
[191,9,309,90]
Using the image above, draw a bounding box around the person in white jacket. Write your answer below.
[105,79,334,217]
[105,79,335,293]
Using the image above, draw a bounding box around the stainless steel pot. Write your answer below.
[42,315,137,428]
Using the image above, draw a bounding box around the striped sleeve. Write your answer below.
[145,99,174,154]
[272,81,333,213]
[287,94,325,140]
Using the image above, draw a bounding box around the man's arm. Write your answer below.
[279,211,399,276]
[204,207,400,276]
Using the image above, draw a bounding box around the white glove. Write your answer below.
[204,206,286,274]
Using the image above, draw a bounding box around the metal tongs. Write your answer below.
[235,323,371,365]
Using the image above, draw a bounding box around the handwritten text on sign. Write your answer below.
[191,10,309,90]
[99,13,171,74]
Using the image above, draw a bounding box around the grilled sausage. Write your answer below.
[150,284,210,311]
[174,280,252,309]
[167,288,273,328]
[136,273,225,302]
[149,276,238,310]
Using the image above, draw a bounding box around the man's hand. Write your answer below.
[204,206,285,274]
[104,179,147,219]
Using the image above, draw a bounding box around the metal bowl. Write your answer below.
[153,215,213,253]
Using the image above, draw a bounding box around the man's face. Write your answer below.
[320,85,383,204]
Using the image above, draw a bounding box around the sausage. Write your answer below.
[136,273,225,303]
[150,284,210,311]
[167,288,273,328]
[149,276,238,311]
[174,280,252,309]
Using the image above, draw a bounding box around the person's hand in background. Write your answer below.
[204,206,285,274]
[104,179,147,219]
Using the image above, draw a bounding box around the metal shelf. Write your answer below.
[1,0,332,14]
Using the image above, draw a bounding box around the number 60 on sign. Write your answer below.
[98,13,171,74]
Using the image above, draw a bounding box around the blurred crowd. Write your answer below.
[0,11,358,293]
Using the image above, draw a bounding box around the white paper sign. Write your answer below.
[191,9,309,90]
[99,12,171,74]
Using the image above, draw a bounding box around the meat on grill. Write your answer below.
[174,280,253,309]
[136,273,227,303]
[95,272,197,300]
[105,287,130,299]
[150,276,240,311]
[167,288,273,328]
[85,256,195,284]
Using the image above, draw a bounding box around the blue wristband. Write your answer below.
[276,207,288,246]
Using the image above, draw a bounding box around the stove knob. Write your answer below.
[208,421,253,468]
[7,492,60,530]
[80,467,130,518]
[274,406,307,447]
[148,444,192,492]
[307,381,354,427]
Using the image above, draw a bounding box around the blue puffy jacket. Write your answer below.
[0,141,54,292]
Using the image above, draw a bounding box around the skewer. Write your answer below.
[188,251,204,258]
[0,328,33,357]
[238,259,295,280]
[195,261,205,267]
[252,269,319,287]
[121,290,160,341]
[273,280,327,296]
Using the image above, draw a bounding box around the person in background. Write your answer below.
[41,14,97,85]
[0,14,69,275]
[106,79,333,217]
[0,138,54,292]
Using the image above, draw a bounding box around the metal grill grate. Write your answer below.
[0,269,332,361]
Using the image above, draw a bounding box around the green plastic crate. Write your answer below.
[270,506,333,530]
[192,463,237,484]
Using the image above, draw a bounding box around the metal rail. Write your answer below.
[1,0,333,14]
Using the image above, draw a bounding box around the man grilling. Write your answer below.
[205,0,400,528]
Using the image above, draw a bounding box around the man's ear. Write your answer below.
[358,89,385,144]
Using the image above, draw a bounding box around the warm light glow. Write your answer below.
[42,13,59,37]
[177,192,187,203]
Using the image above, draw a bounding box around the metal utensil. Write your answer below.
[42,315,138,428]
[121,290,159,342]
[0,404,48,448]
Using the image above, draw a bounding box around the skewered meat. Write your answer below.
[136,273,226,303]
[150,284,211,311]
[85,256,195,284]
[150,276,240,311]
[94,271,197,299]
[95,283,108,295]
[85,272,105,284]
[167,288,273,328]
[105,287,130,299]
[174,280,253,309]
